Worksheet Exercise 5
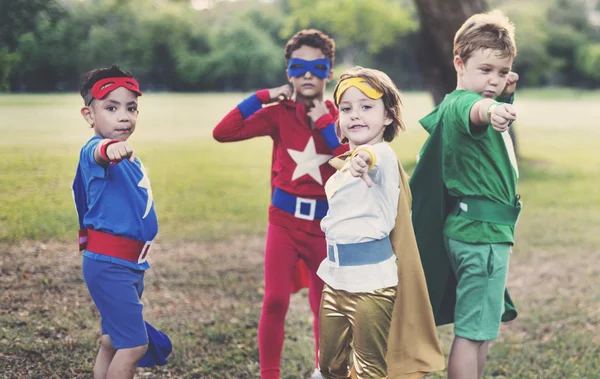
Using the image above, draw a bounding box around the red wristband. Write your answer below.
[314,114,335,130]
[99,139,120,162]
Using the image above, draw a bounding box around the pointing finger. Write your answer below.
[362,172,372,187]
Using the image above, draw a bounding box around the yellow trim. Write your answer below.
[352,147,376,170]
[487,102,500,124]
[335,77,384,104]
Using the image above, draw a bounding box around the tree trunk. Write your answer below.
[413,0,488,105]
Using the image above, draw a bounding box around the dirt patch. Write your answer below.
[1,239,599,377]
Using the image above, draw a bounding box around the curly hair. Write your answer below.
[80,65,135,106]
[333,66,404,143]
[454,10,517,61]
[284,29,336,66]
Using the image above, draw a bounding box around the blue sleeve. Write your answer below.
[80,137,107,180]
[320,123,341,150]
[237,94,264,119]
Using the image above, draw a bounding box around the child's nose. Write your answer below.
[303,71,313,79]
[118,111,131,121]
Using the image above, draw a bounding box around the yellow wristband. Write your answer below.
[352,147,376,170]
[487,102,500,124]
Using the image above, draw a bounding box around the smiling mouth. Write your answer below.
[349,125,367,130]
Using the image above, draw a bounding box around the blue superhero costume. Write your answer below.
[73,136,171,366]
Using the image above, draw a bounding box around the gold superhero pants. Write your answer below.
[318,283,397,379]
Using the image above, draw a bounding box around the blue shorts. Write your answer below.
[82,256,148,349]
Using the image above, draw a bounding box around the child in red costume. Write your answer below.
[213,29,348,379]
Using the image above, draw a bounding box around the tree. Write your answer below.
[412,0,488,105]
[0,0,66,91]
[0,48,20,91]
[284,0,417,66]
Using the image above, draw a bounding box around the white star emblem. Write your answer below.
[137,161,154,219]
[287,137,332,185]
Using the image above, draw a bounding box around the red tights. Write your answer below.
[259,223,326,379]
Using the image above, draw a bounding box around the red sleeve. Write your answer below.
[213,90,278,142]
[314,113,336,130]
[332,143,350,156]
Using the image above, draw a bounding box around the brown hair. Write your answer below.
[332,66,404,143]
[453,10,517,62]
[284,29,335,66]
[80,65,135,106]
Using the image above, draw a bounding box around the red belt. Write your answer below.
[79,229,151,263]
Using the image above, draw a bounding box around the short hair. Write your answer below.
[80,65,136,106]
[453,10,517,62]
[284,29,336,66]
[332,66,404,143]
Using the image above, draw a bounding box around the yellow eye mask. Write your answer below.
[334,77,384,105]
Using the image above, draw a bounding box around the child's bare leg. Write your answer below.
[94,335,116,379]
[106,344,148,379]
[477,341,490,379]
[447,336,485,379]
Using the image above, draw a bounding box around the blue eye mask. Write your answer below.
[287,58,331,79]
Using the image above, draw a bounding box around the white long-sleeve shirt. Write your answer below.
[317,142,400,292]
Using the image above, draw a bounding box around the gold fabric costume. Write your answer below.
[321,153,445,379]
[319,284,397,379]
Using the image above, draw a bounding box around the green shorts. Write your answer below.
[445,238,511,341]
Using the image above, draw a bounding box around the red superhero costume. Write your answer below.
[213,89,348,378]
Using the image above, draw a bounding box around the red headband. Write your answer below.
[90,77,142,103]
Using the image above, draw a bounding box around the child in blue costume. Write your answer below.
[73,65,171,379]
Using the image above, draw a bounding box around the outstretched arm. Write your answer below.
[213,85,291,142]
[468,71,519,134]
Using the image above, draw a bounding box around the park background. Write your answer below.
[1,0,599,377]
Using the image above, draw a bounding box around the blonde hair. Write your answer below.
[454,10,517,61]
[332,66,404,143]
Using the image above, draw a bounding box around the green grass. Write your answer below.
[0,92,435,242]
[1,92,600,378]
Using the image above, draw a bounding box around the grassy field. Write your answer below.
[1,91,599,378]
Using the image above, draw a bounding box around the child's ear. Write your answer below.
[327,69,334,82]
[383,109,394,126]
[81,106,94,127]
[453,55,465,75]
[384,115,393,126]
[286,70,293,83]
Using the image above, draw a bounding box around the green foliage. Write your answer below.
[498,0,600,87]
[0,0,66,50]
[0,48,21,92]
[201,17,285,90]
[575,43,600,82]
[1,0,600,91]
[284,0,417,53]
